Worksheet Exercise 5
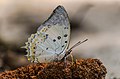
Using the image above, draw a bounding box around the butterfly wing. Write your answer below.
[23,6,70,63]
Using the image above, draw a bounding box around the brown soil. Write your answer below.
[0,58,107,79]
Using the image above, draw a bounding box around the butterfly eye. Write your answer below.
[57,36,61,40]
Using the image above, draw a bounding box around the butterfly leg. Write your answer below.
[31,55,35,63]
[36,57,40,63]
[63,53,74,67]
[70,53,74,65]
[64,56,67,67]
[53,53,60,62]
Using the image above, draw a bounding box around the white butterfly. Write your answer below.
[22,5,88,63]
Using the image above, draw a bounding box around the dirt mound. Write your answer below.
[0,59,107,79]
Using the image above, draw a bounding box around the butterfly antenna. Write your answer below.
[69,39,88,51]
[61,39,88,61]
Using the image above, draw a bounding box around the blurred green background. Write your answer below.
[0,0,120,78]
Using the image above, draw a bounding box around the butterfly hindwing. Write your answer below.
[24,6,70,63]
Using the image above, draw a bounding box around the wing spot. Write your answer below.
[53,39,56,42]
[64,34,68,37]
[62,45,64,47]
[45,34,48,39]
[46,34,48,36]
[48,25,51,28]
[57,36,61,40]
[46,48,48,50]
[65,41,67,43]
[64,27,69,29]
[33,47,36,49]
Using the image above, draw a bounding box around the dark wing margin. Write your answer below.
[37,5,70,31]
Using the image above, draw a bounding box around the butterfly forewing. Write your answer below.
[24,6,70,63]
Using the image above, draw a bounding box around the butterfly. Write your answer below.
[22,5,88,63]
